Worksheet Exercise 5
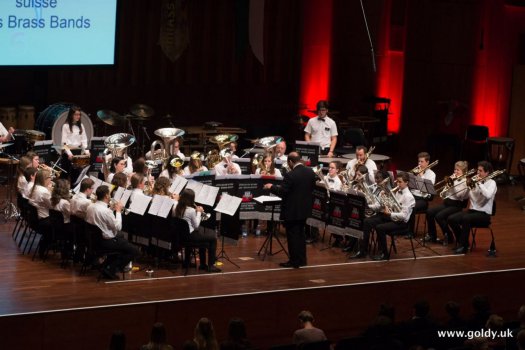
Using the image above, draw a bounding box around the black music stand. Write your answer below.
[214,194,242,268]
[255,196,288,260]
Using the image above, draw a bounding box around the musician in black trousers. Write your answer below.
[264,152,317,268]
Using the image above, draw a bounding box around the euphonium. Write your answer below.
[150,128,185,167]
[377,180,402,213]
[410,160,439,175]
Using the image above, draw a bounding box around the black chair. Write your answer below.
[13,194,29,243]
[334,127,367,155]
[123,212,151,251]
[70,215,86,265]
[470,201,497,257]
[172,217,209,275]
[81,223,124,280]
[149,214,179,269]
[23,204,47,256]
[387,211,417,260]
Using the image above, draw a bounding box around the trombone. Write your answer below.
[435,168,476,194]
[410,159,439,175]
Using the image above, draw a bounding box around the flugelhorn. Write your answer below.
[193,205,211,221]
[410,159,439,175]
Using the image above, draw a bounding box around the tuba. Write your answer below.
[209,134,238,150]
[150,128,185,168]
[104,133,136,178]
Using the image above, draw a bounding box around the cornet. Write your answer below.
[39,163,62,178]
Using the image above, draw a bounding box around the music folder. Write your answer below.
[215,193,242,217]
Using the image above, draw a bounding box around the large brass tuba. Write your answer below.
[150,128,185,167]
[104,133,136,178]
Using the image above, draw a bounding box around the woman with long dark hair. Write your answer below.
[174,189,220,273]
[61,105,90,182]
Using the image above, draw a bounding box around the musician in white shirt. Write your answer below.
[425,161,469,243]
[85,185,140,278]
[107,157,127,183]
[323,161,342,191]
[28,169,53,257]
[255,153,282,177]
[174,189,220,273]
[345,146,377,185]
[448,161,497,254]
[160,156,184,180]
[351,172,415,260]
[214,152,241,175]
[16,156,32,195]
[71,178,94,219]
[184,152,208,175]
[128,173,145,205]
[22,167,37,199]
[304,100,338,157]
[410,152,436,213]
[61,106,90,158]
[274,140,288,161]
[51,179,72,224]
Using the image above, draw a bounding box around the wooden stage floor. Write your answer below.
[1,183,524,348]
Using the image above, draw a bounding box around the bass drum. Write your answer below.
[35,103,94,147]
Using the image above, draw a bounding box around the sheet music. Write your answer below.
[148,195,164,216]
[253,195,282,204]
[169,176,188,195]
[158,198,177,218]
[113,187,125,201]
[195,184,219,207]
[129,193,152,215]
[72,175,88,194]
[185,180,204,197]
[215,193,242,216]
[74,166,91,187]
[89,175,103,191]
[120,189,132,207]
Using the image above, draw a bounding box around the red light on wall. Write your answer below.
[377,51,404,134]
[298,0,333,114]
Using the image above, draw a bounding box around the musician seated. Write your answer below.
[214,153,241,176]
[255,152,282,177]
[228,141,239,159]
[160,156,184,180]
[107,156,127,183]
[110,173,129,197]
[345,145,377,185]
[352,165,372,189]
[324,161,342,191]
[51,179,72,225]
[26,151,40,169]
[184,153,208,175]
[410,152,436,213]
[28,169,53,257]
[105,153,133,178]
[425,161,469,243]
[174,189,221,273]
[128,174,146,205]
[16,156,32,195]
[85,185,140,279]
[22,167,38,199]
[275,140,287,161]
[145,138,185,160]
[447,161,497,254]
[151,177,179,203]
[351,172,415,260]
[71,178,95,219]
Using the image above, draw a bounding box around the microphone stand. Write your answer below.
[360,0,377,73]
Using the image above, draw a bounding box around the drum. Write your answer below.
[17,105,35,130]
[71,155,91,169]
[5,129,28,155]
[26,130,46,142]
[35,103,94,147]
[0,106,17,129]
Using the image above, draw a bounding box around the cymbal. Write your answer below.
[129,104,154,118]
[97,110,127,126]
[125,113,147,122]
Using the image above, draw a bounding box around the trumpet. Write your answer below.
[39,163,62,178]
[410,160,439,175]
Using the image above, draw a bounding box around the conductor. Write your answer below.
[264,152,316,268]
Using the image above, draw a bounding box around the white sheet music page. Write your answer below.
[148,195,164,216]
[215,193,242,216]
[129,193,152,215]
[196,184,219,207]
[113,187,125,201]
[158,198,177,218]
[120,189,132,207]
[169,176,188,195]
[185,180,204,197]
[89,176,103,191]
[253,195,282,204]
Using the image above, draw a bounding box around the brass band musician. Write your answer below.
[345,146,377,185]
[214,150,241,175]
[447,161,497,254]
[425,161,469,243]
[410,152,436,213]
[160,155,184,180]
[255,152,282,177]
[184,152,208,175]
[324,161,342,191]
[351,172,415,260]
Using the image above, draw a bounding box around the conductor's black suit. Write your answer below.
[270,163,316,267]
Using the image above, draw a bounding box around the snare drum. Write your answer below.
[26,130,46,142]
[71,155,91,169]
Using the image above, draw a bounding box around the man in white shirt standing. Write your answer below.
[304,100,338,157]
[85,185,139,279]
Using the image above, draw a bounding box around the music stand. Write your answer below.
[254,196,289,260]
[214,193,242,268]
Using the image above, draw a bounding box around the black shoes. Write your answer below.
[454,246,468,254]
[372,253,388,261]
[349,251,367,259]
[208,266,222,273]
[279,261,300,268]
[101,266,119,280]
